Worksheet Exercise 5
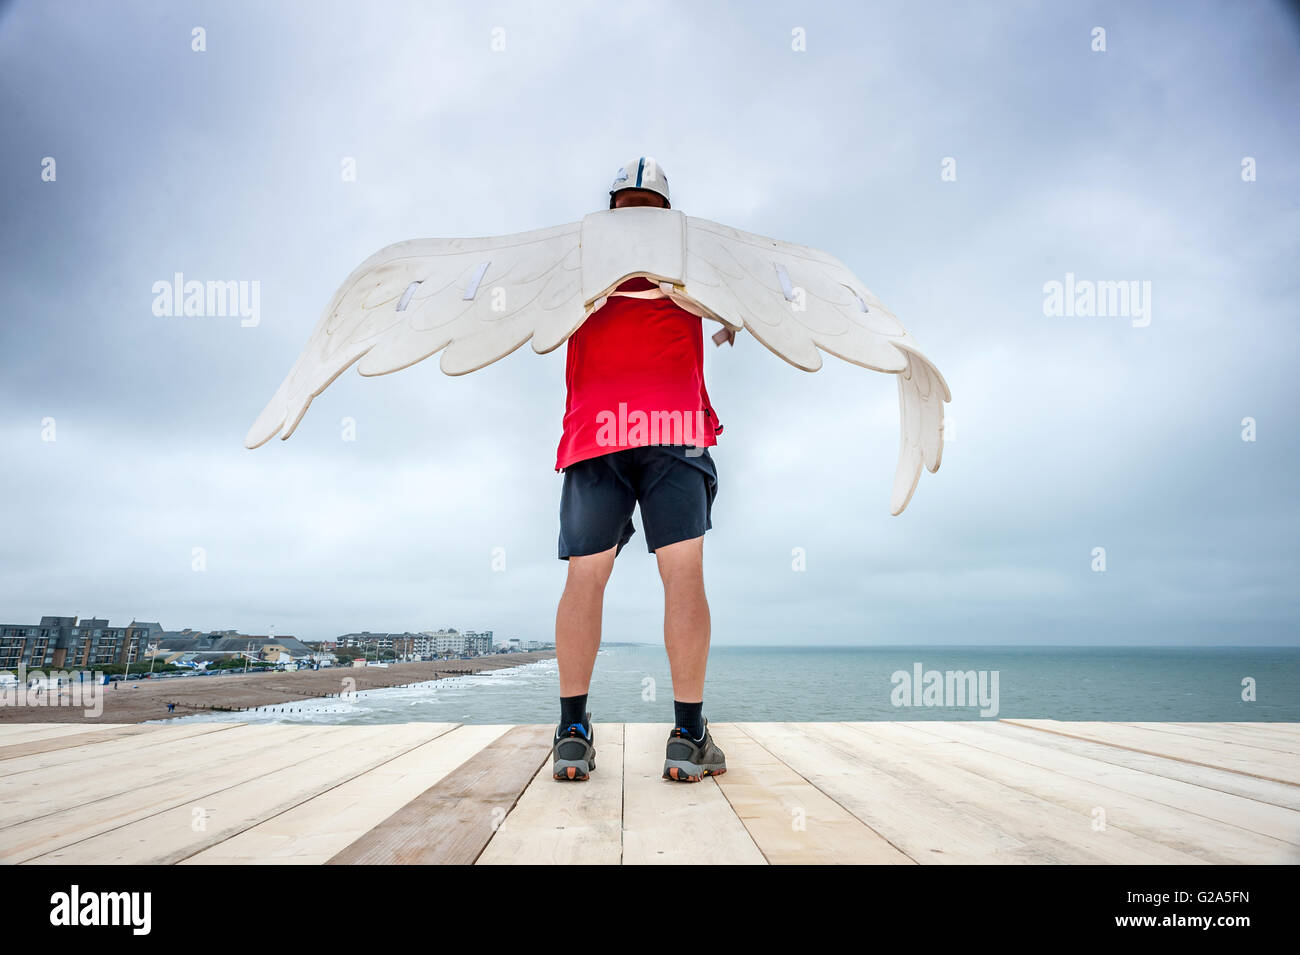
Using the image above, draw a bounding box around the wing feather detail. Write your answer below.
[243,223,582,449]
[683,216,951,514]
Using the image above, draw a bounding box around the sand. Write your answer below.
[0,652,556,724]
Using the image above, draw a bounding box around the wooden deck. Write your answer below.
[1,720,1296,864]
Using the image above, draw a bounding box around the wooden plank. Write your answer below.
[0,725,326,860]
[1226,722,1300,738]
[914,721,1300,846]
[27,724,454,864]
[0,724,131,745]
[986,720,1300,811]
[0,724,315,828]
[620,723,765,865]
[1003,720,1300,785]
[819,721,1217,864]
[327,724,552,865]
[743,722,1207,864]
[477,723,624,865]
[713,724,913,864]
[0,722,239,767]
[1146,722,1300,753]
[744,721,1050,864]
[1208,723,1300,751]
[845,722,1298,864]
[184,724,508,865]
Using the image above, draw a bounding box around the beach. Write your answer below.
[0,652,556,724]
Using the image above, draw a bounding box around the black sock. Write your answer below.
[673,700,704,740]
[560,693,588,732]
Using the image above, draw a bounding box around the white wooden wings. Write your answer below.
[245,208,949,514]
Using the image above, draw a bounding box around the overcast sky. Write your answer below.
[1,0,1297,646]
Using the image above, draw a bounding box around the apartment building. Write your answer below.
[0,616,163,670]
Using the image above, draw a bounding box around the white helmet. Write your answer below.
[609,156,670,208]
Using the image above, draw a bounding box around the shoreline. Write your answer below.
[0,652,556,725]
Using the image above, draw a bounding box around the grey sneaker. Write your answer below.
[552,712,595,781]
[662,717,726,782]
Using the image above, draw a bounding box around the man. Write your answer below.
[551,157,728,783]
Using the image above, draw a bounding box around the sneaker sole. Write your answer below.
[662,759,727,783]
[553,759,594,781]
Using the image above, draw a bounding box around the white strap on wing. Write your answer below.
[396,281,421,312]
[462,260,490,301]
[774,263,797,302]
[606,287,668,299]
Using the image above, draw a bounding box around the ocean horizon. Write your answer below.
[152,644,1300,726]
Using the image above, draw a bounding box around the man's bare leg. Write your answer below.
[551,546,615,780]
[555,545,617,697]
[655,534,725,781]
[655,535,709,702]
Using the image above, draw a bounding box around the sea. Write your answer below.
[152,645,1300,726]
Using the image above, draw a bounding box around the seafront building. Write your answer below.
[421,629,495,656]
[0,616,323,671]
[334,628,500,659]
[336,631,425,658]
[0,616,163,670]
[153,630,319,668]
[495,638,548,652]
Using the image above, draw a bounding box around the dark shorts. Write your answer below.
[558,446,718,559]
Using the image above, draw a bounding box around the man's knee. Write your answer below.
[566,547,617,591]
[654,536,704,584]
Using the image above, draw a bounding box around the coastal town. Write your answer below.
[0,614,553,677]
[0,615,557,724]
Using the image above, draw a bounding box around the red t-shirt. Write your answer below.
[555,277,722,470]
